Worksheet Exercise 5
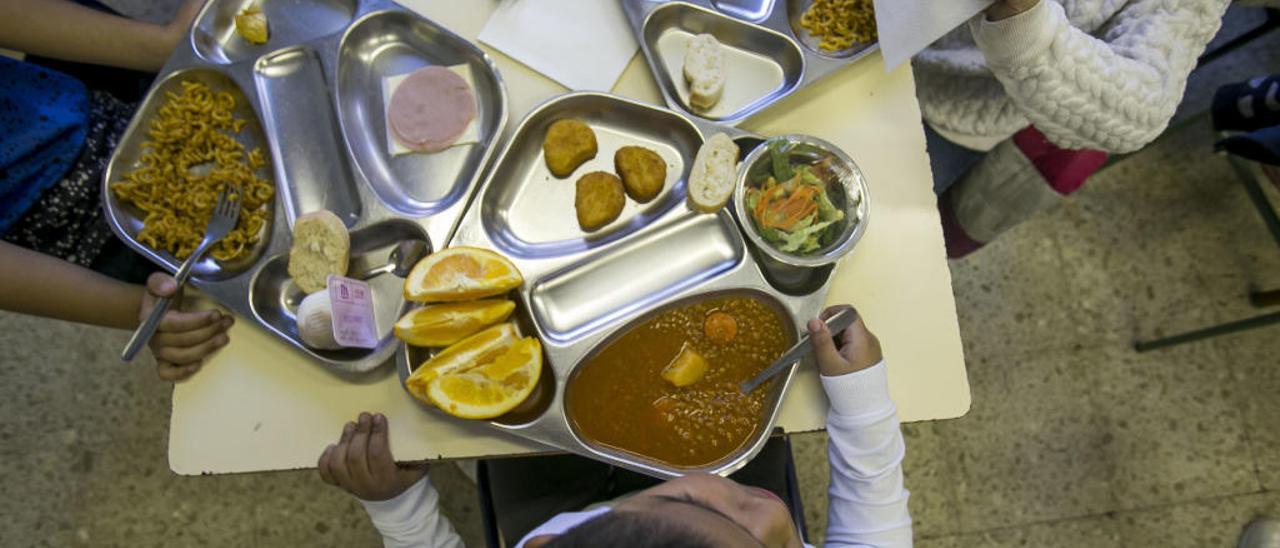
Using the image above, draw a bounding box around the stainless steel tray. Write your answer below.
[102,0,508,375]
[397,92,847,479]
[621,0,878,126]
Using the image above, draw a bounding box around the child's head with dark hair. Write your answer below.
[523,473,798,548]
[543,511,718,548]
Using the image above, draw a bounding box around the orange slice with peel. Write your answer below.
[426,337,543,419]
[394,299,516,347]
[404,247,523,302]
[404,323,518,401]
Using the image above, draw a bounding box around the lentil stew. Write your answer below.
[565,295,793,468]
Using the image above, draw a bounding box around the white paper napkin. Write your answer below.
[478,0,637,91]
[381,64,482,156]
[873,0,994,71]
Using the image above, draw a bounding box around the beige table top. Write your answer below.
[169,0,969,475]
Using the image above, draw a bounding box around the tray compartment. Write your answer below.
[400,302,557,428]
[528,211,744,344]
[479,94,702,258]
[103,67,274,280]
[336,10,506,216]
[643,2,803,122]
[254,46,362,227]
[562,287,799,473]
[785,0,878,58]
[399,92,839,477]
[192,0,358,64]
[712,0,776,21]
[248,219,423,368]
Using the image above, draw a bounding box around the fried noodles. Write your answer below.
[112,80,273,261]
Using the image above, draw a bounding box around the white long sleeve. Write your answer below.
[360,477,464,548]
[820,361,913,548]
[969,0,1228,152]
[360,363,912,548]
[915,0,1229,153]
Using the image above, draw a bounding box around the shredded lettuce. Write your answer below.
[745,188,760,213]
[777,218,839,253]
[749,142,846,255]
[769,141,793,182]
[816,183,844,223]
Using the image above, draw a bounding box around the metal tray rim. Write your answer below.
[394,91,842,478]
[100,0,510,376]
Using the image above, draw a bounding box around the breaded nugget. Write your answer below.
[574,171,625,231]
[543,119,597,178]
[614,146,666,203]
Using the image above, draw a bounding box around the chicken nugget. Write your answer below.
[614,146,666,203]
[543,119,597,178]
[574,171,625,231]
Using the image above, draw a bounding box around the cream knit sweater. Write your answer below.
[914,0,1230,153]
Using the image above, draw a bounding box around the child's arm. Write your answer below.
[0,0,203,72]
[808,307,913,547]
[0,241,232,380]
[1,240,144,329]
[318,413,463,548]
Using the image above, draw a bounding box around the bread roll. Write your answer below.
[288,210,350,294]
[687,133,739,213]
[683,34,725,111]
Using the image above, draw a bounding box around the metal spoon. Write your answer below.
[354,240,431,280]
[738,308,859,394]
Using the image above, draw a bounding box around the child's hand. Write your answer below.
[318,412,429,502]
[141,273,232,381]
[161,0,205,51]
[986,0,1040,21]
[807,305,883,377]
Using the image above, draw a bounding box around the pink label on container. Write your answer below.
[327,275,379,349]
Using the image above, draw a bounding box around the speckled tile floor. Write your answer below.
[4,1,1279,547]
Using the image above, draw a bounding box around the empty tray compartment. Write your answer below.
[528,211,745,343]
[254,46,362,227]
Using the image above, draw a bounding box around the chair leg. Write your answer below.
[1134,310,1280,352]
[1196,7,1280,69]
[1230,156,1280,250]
[1251,289,1280,308]
[476,460,503,548]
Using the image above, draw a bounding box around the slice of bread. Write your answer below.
[683,33,725,111]
[688,133,739,213]
[288,210,350,294]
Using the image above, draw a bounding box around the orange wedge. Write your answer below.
[404,323,518,401]
[426,337,543,419]
[404,247,523,302]
[394,300,516,347]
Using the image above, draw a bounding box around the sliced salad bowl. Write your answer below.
[732,134,870,275]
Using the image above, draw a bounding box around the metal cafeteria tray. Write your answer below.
[102,0,508,375]
[397,92,858,479]
[621,0,878,126]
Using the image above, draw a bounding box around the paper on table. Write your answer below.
[381,64,482,156]
[478,0,637,91]
[873,0,994,71]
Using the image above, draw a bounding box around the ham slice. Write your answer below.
[388,66,476,153]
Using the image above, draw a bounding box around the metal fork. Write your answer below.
[122,186,241,362]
